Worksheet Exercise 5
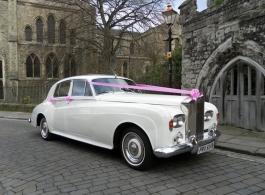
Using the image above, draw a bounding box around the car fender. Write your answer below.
[31,102,53,131]
[90,102,171,149]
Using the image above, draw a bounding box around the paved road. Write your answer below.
[0,118,265,195]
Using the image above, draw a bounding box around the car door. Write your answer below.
[64,79,94,138]
[52,80,71,132]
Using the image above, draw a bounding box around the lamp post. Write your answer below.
[162,1,177,88]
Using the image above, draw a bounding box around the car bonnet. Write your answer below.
[98,93,190,106]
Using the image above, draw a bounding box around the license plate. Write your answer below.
[197,142,214,154]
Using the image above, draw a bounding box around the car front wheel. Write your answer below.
[40,117,53,141]
[120,127,154,171]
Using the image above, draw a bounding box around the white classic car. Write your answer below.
[29,74,221,170]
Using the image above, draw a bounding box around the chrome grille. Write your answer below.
[196,96,204,141]
[181,96,205,141]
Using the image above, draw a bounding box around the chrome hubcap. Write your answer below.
[122,132,145,165]
[41,120,48,138]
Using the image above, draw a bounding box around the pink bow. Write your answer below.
[66,96,72,103]
[190,89,200,100]
[49,98,55,103]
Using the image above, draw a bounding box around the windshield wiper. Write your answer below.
[121,88,135,92]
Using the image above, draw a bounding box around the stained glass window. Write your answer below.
[70,30,76,45]
[64,55,76,77]
[47,15,55,43]
[26,54,40,77]
[46,54,58,78]
[59,20,66,44]
[36,19,43,42]
[25,26,32,41]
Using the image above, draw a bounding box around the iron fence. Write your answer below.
[0,80,182,104]
[0,85,52,104]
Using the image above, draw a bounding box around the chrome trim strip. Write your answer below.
[153,130,221,158]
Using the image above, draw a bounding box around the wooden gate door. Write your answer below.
[210,58,265,131]
[0,60,3,99]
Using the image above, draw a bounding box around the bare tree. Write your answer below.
[61,0,166,74]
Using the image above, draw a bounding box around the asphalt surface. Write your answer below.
[0,110,264,158]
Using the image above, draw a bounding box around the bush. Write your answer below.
[0,103,35,113]
[21,96,31,104]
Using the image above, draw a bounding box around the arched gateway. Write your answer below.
[210,56,265,131]
[0,60,3,100]
[179,0,265,132]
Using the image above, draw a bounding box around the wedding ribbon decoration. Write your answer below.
[66,96,72,103]
[90,82,201,100]
[49,96,72,104]
[190,89,200,100]
[49,82,201,104]
[49,97,56,103]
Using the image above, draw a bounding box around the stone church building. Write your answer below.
[179,0,265,131]
[0,0,94,103]
[0,0,182,104]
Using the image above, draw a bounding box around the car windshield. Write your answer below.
[92,78,138,95]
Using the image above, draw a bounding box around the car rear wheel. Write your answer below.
[120,127,154,170]
[40,117,53,141]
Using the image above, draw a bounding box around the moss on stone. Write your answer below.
[0,103,35,113]
[214,0,224,6]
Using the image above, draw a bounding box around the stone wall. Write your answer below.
[0,1,9,86]
[0,0,95,103]
[2,1,92,86]
[16,0,92,86]
[179,0,265,99]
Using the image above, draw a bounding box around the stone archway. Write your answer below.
[210,56,265,131]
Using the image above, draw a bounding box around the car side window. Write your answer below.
[85,82,92,96]
[54,81,71,97]
[72,80,86,96]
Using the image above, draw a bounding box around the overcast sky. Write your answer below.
[170,0,207,12]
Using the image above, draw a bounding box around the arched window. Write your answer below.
[0,60,2,79]
[47,15,55,43]
[46,54,58,78]
[64,55,76,78]
[26,53,40,77]
[70,30,76,45]
[25,26,32,41]
[130,43,134,55]
[123,61,127,77]
[0,80,3,99]
[36,19,43,42]
[116,45,122,54]
[141,41,148,55]
[59,20,66,44]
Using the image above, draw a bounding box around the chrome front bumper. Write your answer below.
[153,130,221,158]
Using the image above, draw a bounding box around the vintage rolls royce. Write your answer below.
[29,74,221,170]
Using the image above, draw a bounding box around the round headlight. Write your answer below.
[204,111,213,121]
[173,114,185,128]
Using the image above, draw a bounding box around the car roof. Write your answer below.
[57,74,131,83]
